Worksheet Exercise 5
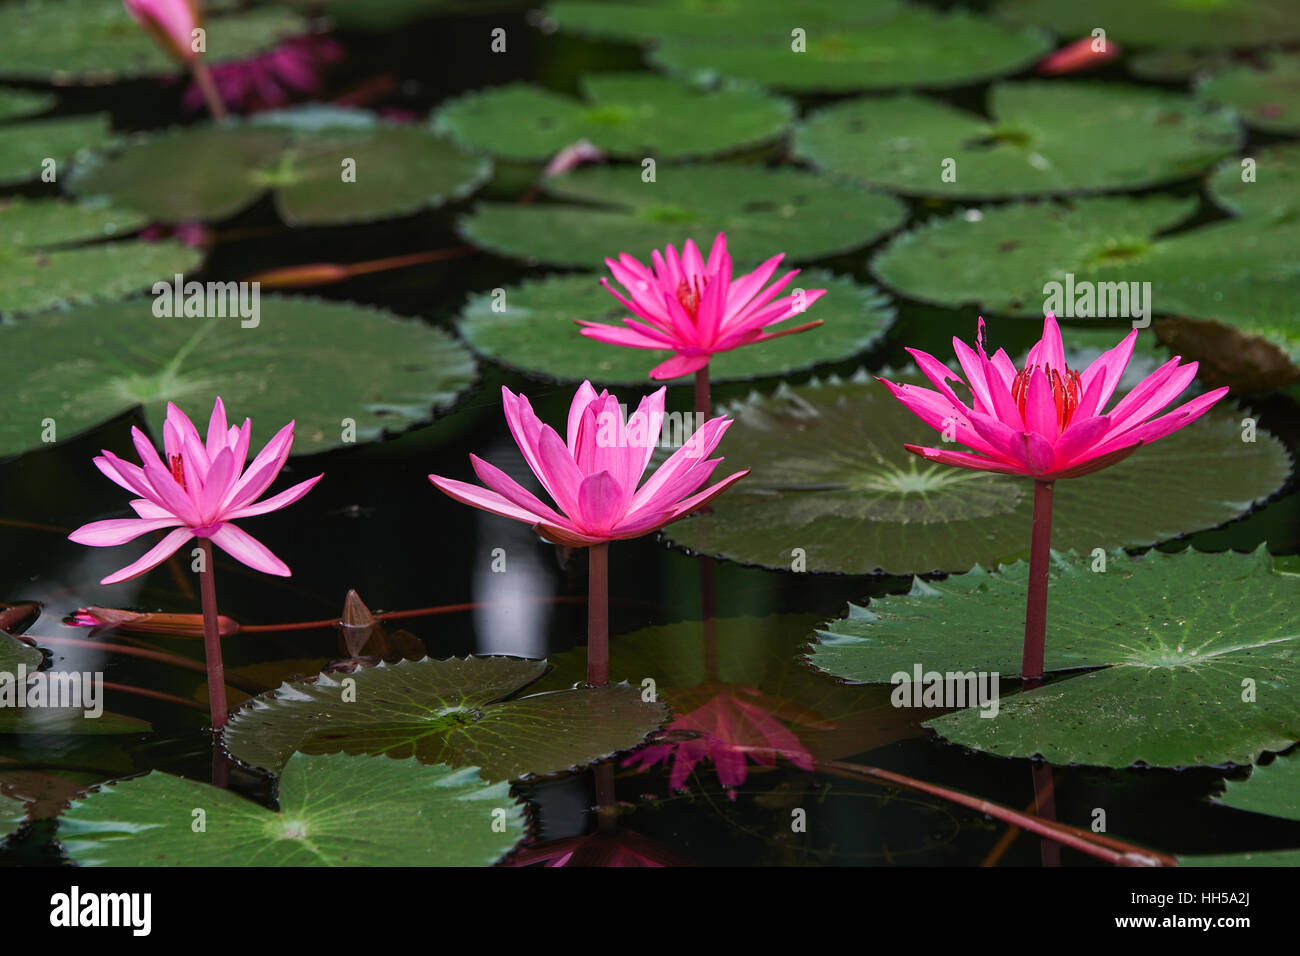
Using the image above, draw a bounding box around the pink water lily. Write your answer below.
[429,381,747,547]
[124,0,200,62]
[69,398,322,585]
[578,233,826,381]
[881,313,1229,481]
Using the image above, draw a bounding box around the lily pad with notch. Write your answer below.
[1207,142,1300,223]
[662,372,1291,575]
[809,547,1300,768]
[223,656,669,781]
[69,106,491,226]
[455,270,894,385]
[795,82,1240,199]
[59,752,525,865]
[0,295,476,458]
[0,198,201,317]
[458,163,907,268]
[433,73,794,162]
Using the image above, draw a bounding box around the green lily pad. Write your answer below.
[224,656,669,781]
[1181,849,1300,866]
[1213,752,1300,822]
[1198,52,1300,135]
[0,0,307,84]
[0,198,201,317]
[547,0,904,43]
[650,8,1051,94]
[455,270,893,385]
[997,0,1300,50]
[59,752,525,866]
[663,372,1291,575]
[1208,143,1300,223]
[0,632,42,671]
[0,113,113,186]
[0,87,55,120]
[0,295,476,458]
[0,707,151,735]
[1128,49,1232,83]
[0,792,24,842]
[795,82,1240,199]
[434,73,793,162]
[70,107,490,226]
[458,164,906,268]
[810,547,1300,768]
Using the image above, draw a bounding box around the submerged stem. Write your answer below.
[188,59,227,121]
[198,539,227,730]
[1022,479,1055,683]
[587,542,610,687]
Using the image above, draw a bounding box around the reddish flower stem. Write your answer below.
[1022,479,1055,682]
[588,542,610,687]
[238,595,598,634]
[198,539,227,730]
[188,59,227,121]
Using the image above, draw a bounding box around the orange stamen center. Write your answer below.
[169,454,187,491]
[1011,365,1083,429]
[675,277,705,320]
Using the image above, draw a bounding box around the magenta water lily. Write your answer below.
[884,314,1228,681]
[430,381,747,684]
[69,398,322,728]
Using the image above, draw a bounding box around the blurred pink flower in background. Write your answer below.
[181,35,344,114]
[1037,35,1120,75]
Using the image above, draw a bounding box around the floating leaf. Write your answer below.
[651,9,1051,94]
[0,87,55,120]
[0,633,42,673]
[434,73,793,162]
[0,198,200,317]
[795,82,1240,198]
[810,548,1300,768]
[0,0,307,83]
[456,270,893,385]
[0,113,113,186]
[0,707,151,735]
[1181,849,1300,866]
[224,656,668,781]
[547,0,904,43]
[1213,752,1300,822]
[59,752,525,865]
[458,164,906,268]
[1208,143,1300,223]
[663,373,1291,574]
[1197,52,1300,134]
[0,792,24,842]
[1127,49,1232,83]
[70,108,490,225]
[997,0,1300,50]
[0,295,476,458]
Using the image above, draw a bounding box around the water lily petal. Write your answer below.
[209,523,290,577]
[100,527,195,585]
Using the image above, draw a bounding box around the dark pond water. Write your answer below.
[3,2,1299,867]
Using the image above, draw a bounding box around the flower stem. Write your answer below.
[198,539,228,730]
[587,542,610,687]
[1022,479,1055,683]
[189,58,227,121]
[693,364,710,422]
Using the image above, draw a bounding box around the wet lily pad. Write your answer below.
[810,547,1300,768]
[663,373,1291,575]
[1197,52,1300,134]
[1181,849,1300,866]
[456,270,893,385]
[224,656,669,781]
[795,82,1240,199]
[1208,143,1300,223]
[59,753,525,866]
[0,198,201,317]
[0,88,55,120]
[70,107,490,226]
[547,0,903,43]
[0,793,24,842]
[651,8,1051,94]
[458,164,906,268]
[0,707,151,735]
[997,0,1300,50]
[0,633,42,671]
[0,0,307,84]
[1213,752,1300,822]
[0,295,476,458]
[0,113,113,186]
[434,73,793,162]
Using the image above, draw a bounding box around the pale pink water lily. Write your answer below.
[881,313,1229,481]
[429,381,747,546]
[69,398,322,585]
[124,0,200,62]
[578,233,826,381]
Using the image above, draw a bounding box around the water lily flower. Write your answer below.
[883,314,1228,681]
[123,0,200,63]
[70,399,322,585]
[69,606,239,639]
[1037,35,1120,75]
[578,233,826,397]
[429,381,747,684]
[880,313,1228,481]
